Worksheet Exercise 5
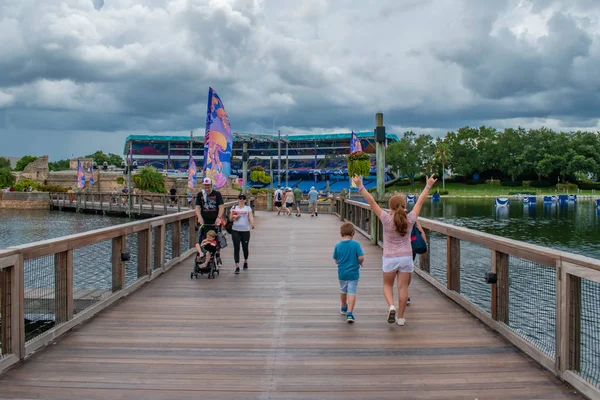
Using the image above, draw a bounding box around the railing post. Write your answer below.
[492,250,509,323]
[54,250,74,324]
[1,256,24,359]
[568,274,581,373]
[154,224,165,270]
[172,220,181,258]
[420,229,430,272]
[163,196,167,214]
[446,236,460,292]
[370,210,377,245]
[340,199,346,221]
[188,216,197,250]
[151,195,155,214]
[137,228,151,278]
[111,236,126,292]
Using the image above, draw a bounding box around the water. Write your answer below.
[0,209,131,248]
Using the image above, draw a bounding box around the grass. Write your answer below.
[385,182,599,197]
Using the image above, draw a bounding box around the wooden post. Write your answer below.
[137,229,151,278]
[370,210,377,245]
[188,216,197,250]
[54,250,74,324]
[163,196,167,214]
[111,236,126,292]
[446,236,460,292]
[1,256,25,359]
[154,224,165,270]
[172,221,181,258]
[492,250,509,324]
[339,197,346,221]
[151,195,155,214]
[568,275,581,372]
[420,229,431,273]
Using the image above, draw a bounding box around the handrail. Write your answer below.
[338,198,600,399]
[0,200,237,374]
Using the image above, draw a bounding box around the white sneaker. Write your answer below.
[386,306,396,323]
[396,317,406,326]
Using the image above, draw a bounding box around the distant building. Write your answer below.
[69,158,94,170]
[123,131,398,192]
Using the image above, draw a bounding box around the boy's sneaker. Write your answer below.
[235,267,240,274]
[396,317,406,326]
[243,262,248,270]
[340,305,348,314]
[407,298,411,306]
[346,313,355,323]
[386,305,397,323]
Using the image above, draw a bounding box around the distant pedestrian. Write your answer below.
[333,222,364,323]
[352,174,437,326]
[169,186,177,208]
[274,186,283,215]
[308,186,319,217]
[293,185,302,217]
[284,187,294,216]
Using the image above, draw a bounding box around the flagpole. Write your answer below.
[285,135,289,188]
[277,130,281,187]
[128,143,133,217]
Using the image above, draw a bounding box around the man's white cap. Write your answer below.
[202,177,212,185]
[310,186,315,190]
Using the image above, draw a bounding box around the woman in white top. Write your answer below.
[352,174,437,326]
[229,194,255,274]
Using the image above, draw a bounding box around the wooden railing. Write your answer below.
[0,201,237,374]
[335,198,600,399]
[50,192,243,215]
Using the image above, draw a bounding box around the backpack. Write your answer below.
[410,225,428,254]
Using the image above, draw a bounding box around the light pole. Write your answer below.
[277,130,281,187]
[285,135,289,188]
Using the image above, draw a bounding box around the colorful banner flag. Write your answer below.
[89,164,94,188]
[188,155,197,190]
[350,130,362,153]
[203,87,232,188]
[76,159,86,190]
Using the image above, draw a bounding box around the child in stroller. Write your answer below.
[191,230,221,279]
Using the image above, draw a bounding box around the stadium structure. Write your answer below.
[123,132,398,193]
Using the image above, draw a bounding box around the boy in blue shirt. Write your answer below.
[333,222,364,323]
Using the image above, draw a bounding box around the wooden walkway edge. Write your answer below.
[0,212,582,399]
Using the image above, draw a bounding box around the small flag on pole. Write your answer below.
[350,130,362,153]
[89,164,94,188]
[188,155,197,189]
[76,159,86,189]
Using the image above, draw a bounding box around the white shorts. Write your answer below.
[382,256,414,273]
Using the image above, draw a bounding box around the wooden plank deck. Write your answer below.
[0,212,582,399]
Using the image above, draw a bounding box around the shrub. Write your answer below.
[0,168,15,188]
[509,190,536,195]
[116,177,125,184]
[556,183,578,192]
[14,179,41,192]
[135,167,166,193]
[485,179,501,186]
[39,184,70,193]
[250,169,271,184]
[530,180,553,188]
[249,188,269,195]
[432,189,449,195]
[522,180,532,187]
[500,180,522,187]
[577,182,600,190]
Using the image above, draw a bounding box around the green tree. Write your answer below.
[0,157,11,169]
[85,151,124,167]
[108,153,124,167]
[445,127,480,177]
[134,167,166,193]
[497,128,525,182]
[49,159,70,171]
[0,168,15,188]
[387,132,420,185]
[15,156,38,171]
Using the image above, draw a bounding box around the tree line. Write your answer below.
[386,126,600,187]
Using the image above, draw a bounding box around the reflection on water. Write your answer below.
[0,209,131,248]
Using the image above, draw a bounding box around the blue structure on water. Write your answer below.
[495,198,509,207]
[432,194,441,202]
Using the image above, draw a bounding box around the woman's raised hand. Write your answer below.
[426,174,437,188]
[351,174,363,187]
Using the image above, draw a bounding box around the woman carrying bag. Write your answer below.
[229,194,255,275]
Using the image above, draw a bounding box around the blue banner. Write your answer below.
[77,159,85,190]
[188,155,197,190]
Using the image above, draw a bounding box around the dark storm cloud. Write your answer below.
[1,0,600,161]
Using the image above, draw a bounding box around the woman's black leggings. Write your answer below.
[231,230,251,264]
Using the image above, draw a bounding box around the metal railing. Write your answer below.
[0,201,237,374]
[335,198,600,399]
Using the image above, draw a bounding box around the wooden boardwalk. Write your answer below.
[0,212,582,399]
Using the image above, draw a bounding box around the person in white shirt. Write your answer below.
[274,186,283,215]
[308,186,319,217]
[229,194,255,274]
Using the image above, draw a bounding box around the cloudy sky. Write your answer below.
[1,0,599,161]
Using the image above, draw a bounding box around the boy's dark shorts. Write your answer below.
[275,201,282,207]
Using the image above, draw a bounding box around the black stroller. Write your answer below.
[191,224,224,279]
